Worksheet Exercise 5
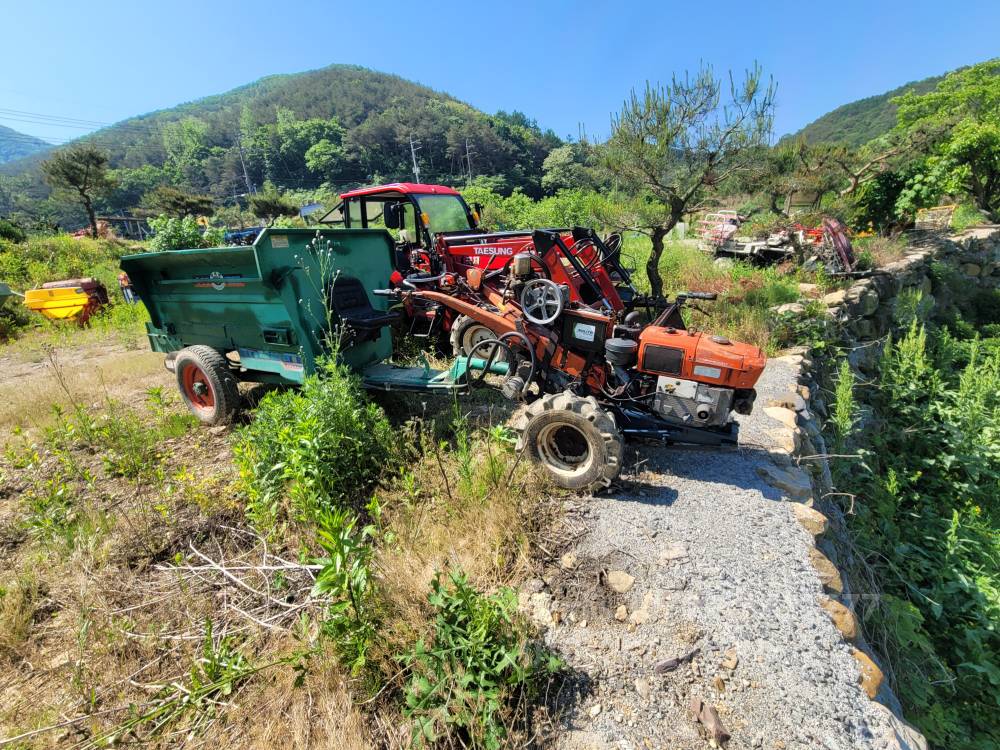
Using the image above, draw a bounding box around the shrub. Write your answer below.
[0,218,26,243]
[148,215,223,251]
[830,322,1000,748]
[232,358,397,525]
[951,203,986,232]
[312,504,381,674]
[401,569,558,749]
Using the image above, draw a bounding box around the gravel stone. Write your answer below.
[545,358,898,749]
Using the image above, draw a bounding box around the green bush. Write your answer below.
[312,504,381,674]
[232,358,397,525]
[401,569,558,749]
[0,218,26,243]
[952,203,986,232]
[831,323,1000,748]
[148,215,224,251]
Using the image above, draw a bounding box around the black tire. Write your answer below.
[449,314,497,357]
[511,392,623,491]
[174,345,241,426]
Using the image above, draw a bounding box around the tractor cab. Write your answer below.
[320,183,482,274]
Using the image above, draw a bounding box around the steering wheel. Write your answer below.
[571,238,604,272]
[520,278,564,325]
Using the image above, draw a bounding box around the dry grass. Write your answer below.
[0,342,561,749]
[854,235,909,267]
[213,641,374,750]
[0,345,168,440]
[376,415,557,660]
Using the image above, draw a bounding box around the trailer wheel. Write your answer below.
[174,345,241,425]
[512,392,623,491]
[450,314,496,356]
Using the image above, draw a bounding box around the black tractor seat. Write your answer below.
[328,276,400,334]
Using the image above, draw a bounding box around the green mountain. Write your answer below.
[1,64,559,216]
[0,124,50,164]
[784,72,947,146]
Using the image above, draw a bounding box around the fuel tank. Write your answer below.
[636,326,766,390]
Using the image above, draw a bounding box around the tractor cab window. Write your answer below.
[414,194,473,234]
[382,200,420,246]
[347,199,363,227]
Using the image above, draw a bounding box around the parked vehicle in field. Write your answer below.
[120,228,484,425]
[21,278,109,325]
[380,230,768,490]
[121,226,766,491]
[320,183,639,350]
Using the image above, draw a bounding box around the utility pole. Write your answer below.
[464,138,476,183]
[236,132,255,195]
[409,136,422,183]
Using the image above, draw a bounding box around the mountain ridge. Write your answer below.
[0,124,50,165]
[782,69,953,146]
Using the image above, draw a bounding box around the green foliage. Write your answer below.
[830,359,857,450]
[148,215,223,250]
[541,141,603,192]
[951,202,986,231]
[232,358,397,525]
[401,569,558,749]
[146,185,215,217]
[0,218,26,243]
[41,144,115,236]
[249,184,299,225]
[312,504,381,674]
[894,59,1000,218]
[831,322,1000,748]
[603,65,775,296]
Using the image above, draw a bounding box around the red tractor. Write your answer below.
[321,183,639,353]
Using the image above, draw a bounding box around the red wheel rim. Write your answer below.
[181,363,215,413]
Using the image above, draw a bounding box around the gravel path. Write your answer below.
[533,358,900,750]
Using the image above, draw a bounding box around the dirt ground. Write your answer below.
[0,336,171,440]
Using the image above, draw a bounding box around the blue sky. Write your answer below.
[1,0,997,146]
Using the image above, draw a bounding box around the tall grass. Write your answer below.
[830,323,1000,748]
[620,234,801,351]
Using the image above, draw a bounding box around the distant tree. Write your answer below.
[894,59,1000,218]
[41,145,115,238]
[603,65,775,297]
[147,186,215,217]
[304,138,347,182]
[542,142,598,193]
[250,184,299,226]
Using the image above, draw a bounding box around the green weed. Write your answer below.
[233,357,397,526]
[400,569,559,749]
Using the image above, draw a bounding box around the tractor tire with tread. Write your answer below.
[449,314,497,357]
[511,392,623,491]
[174,345,241,426]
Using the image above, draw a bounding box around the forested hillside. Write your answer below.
[784,72,945,146]
[0,124,50,164]
[0,64,560,226]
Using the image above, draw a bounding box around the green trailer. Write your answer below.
[121,227,487,423]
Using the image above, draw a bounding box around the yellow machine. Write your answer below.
[21,278,109,324]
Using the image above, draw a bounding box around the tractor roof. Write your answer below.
[339,182,461,199]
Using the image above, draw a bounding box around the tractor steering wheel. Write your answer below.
[520,278,564,326]
[571,239,604,273]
